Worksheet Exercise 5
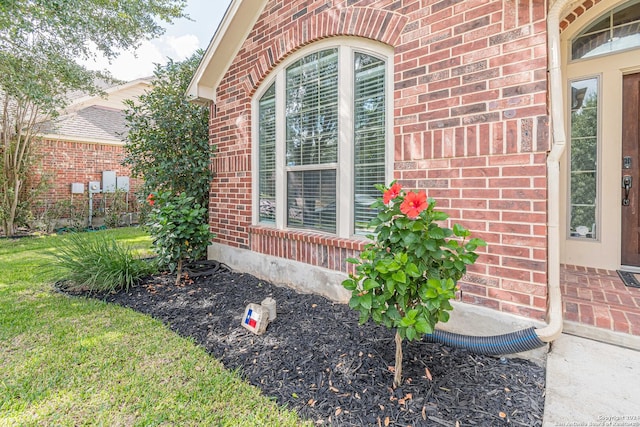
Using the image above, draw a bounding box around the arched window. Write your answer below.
[254,39,392,237]
[572,0,640,60]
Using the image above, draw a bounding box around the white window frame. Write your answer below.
[569,0,640,62]
[251,37,394,238]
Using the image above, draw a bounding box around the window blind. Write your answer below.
[354,53,386,233]
[258,83,276,223]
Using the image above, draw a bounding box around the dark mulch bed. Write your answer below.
[65,264,545,426]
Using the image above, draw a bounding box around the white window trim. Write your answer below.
[251,37,394,238]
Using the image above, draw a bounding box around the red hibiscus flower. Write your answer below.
[400,190,428,219]
[383,183,402,205]
[147,193,155,206]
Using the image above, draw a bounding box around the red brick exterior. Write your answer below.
[209,0,550,320]
[559,0,603,32]
[34,139,141,213]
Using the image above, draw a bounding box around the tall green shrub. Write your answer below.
[343,182,485,387]
[123,52,213,212]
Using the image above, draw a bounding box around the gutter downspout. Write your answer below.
[535,0,578,343]
[425,0,577,354]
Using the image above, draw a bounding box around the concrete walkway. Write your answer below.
[543,333,640,426]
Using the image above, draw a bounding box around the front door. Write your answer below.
[621,73,640,267]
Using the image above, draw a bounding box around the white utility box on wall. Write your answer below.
[102,171,117,193]
[89,181,101,194]
[116,176,130,192]
[71,183,85,194]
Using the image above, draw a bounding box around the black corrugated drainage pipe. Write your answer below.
[424,327,546,356]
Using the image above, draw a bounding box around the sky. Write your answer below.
[80,0,233,82]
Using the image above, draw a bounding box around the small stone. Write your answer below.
[261,297,277,321]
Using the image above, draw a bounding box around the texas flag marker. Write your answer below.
[241,303,269,335]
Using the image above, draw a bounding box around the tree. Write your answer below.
[123,51,213,210]
[0,0,187,235]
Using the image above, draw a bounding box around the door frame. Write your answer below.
[560,0,640,271]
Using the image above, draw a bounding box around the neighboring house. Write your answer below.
[34,78,150,225]
[188,0,640,342]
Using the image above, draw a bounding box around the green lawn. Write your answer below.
[0,227,307,426]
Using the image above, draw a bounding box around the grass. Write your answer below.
[51,231,158,292]
[0,227,307,426]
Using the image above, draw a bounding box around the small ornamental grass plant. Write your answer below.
[146,191,214,286]
[53,231,158,293]
[343,182,486,386]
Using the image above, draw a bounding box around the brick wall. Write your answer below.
[209,0,550,320]
[34,139,141,214]
[559,0,603,32]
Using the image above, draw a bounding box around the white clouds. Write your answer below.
[164,34,200,59]
[80,34,200,82]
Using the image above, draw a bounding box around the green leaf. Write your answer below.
[396,252,409,265]
[399,316,415,327]
[391,270,406,284]
[385,278,396,294]
[453,223,469,237]
[363,278,380,291]
[396,280,408,295]
[406,309,419,320]
[342,278,358,291]
[429,227,445,239]
[405,263,421,278]
[386,305,401,322]
[402,232,418,246]
[414,317,433,335]
[394,217,410,229]
[375,263,389,274]
[432,211,449,221]
[405,326,417,341]
[378,210,393,222]
[469,237,487,247]
[348,296,361,309]
[424,239,437,251]
[465,242,478,251]
[345,257,360,264]
[360,292,372,310]
[441,300,454,311]
[371,309,383,323]
[359,311,371,325]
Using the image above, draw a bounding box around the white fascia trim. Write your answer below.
[39,134,126,146]
[68,79,153,111]
[186,0,268,104]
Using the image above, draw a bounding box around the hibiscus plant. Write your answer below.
[342,182,485,386]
